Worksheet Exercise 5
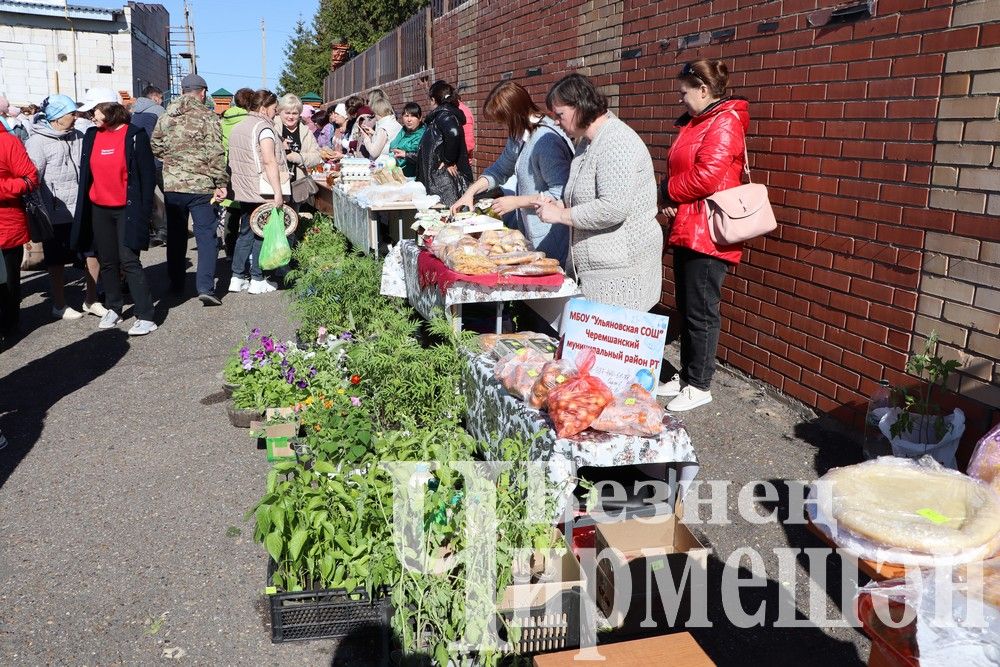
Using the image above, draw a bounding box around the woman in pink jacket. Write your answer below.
[659,59,750,412]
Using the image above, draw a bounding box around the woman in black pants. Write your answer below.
[0,123,38,347]
[72,102,157,335]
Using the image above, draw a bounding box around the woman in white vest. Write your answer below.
[359,94,402,159]
[227,89,289,295]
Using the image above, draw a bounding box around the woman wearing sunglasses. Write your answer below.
[658,59,750,412]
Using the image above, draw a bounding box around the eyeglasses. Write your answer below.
[681,63,708,87]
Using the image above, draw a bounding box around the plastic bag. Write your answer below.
[969,422,1000,495]
[528,357,579,409]
[259,208,292,270]
[545,350,614,438]
[878,407,965,469]
[494,349,549,401]
[591,384,665,437]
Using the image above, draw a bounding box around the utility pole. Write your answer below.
[261,18,266,88]
[184,0,198,75]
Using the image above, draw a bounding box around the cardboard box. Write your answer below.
[594,516,709,633]
[532,632,715,667]
[251,408,298,462]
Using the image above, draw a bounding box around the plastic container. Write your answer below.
[266,559,392,643]
[863,380,892,459]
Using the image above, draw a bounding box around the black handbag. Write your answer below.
[21,177,54,242]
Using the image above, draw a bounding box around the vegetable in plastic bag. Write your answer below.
[591,383,665,437]
[259,208,292,270]
[494,349,549,401]
[545,350,614,438]
[968,422,1000,495]
[528,357,579,409]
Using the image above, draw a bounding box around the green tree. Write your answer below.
[277,16,328,96]
[314,0,430,63]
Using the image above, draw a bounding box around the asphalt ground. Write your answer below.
[0,242,871,666]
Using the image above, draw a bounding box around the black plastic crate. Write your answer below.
[497,587,584,656]
[266,559,392,643]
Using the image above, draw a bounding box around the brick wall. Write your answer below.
[338,0,1000,455]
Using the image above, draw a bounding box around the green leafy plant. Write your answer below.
[890,332,962,441]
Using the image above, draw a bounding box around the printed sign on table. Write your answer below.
[558,297,669,394]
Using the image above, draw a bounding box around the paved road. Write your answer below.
[0,245,871,666]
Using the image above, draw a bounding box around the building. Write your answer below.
[0,0,169,106]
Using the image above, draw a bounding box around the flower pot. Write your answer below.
[227,402,263,428]
[223,381,239,398]
[878,407,965,469]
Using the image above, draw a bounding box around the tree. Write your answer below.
[277,16,328,96]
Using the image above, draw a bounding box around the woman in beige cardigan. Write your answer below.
[536,73,662,312]
[274,94,322,177]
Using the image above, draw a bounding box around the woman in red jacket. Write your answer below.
[0,123,38,345]
[659,59,750,412]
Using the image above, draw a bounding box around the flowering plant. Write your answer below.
[229,330,320,411]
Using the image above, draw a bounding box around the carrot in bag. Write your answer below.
[545,350,614,438]
[494,349,549,401]
[591,384,665,437]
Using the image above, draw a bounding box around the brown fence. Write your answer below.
[323,9,431,101]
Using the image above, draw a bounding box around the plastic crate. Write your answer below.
[497,587,583,656]
[266,559,392,643]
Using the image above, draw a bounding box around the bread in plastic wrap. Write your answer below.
[968,422,1000,495]
[494,349,549,401]
[810,456,1000,566]
[591,383,665,437]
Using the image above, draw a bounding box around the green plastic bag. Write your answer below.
[259,208,292,270]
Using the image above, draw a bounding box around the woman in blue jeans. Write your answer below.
[226,90,288,295]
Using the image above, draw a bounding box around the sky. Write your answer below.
[155,0,320,94]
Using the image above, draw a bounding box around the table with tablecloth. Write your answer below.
[460,349,699,515]
[385,240,581,333]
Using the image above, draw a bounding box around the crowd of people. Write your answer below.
[0,59,748,413]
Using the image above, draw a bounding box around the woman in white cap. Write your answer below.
[25,94,108,320]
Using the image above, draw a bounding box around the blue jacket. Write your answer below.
[482,117,573,267]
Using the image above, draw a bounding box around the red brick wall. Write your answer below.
[347,0,1000,453]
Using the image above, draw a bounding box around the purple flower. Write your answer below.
[297,380,308,389]
[309,367,318,377]
[275,344,287,356]
[262,337,275,354]
[249,327,261,340]
[350,396,362,407]
[254,349,265,361]
[339,332,353,341]
[281,359,289,368]
[242,360,253,371]
[239,346,251,360]
[284,368,296,384]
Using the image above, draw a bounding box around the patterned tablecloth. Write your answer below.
[390,240,581,330]
[461,349,699,509]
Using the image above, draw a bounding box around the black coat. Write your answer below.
[416,104,473,207]
[72,124,155,253]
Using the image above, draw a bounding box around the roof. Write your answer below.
[0,0,122,21]
[300,92,322,103]
[211,88,233,98]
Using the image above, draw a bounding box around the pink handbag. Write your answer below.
[704,113,777,245]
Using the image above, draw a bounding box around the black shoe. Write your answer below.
[149,235,166,248]
[198,293,222,306]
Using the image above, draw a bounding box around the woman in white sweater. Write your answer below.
[359,95,402,159]
[536,73,663,312]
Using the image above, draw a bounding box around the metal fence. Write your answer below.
[431,0,471,18]
[323,8,432,101]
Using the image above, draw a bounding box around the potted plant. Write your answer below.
[878,332,965,468]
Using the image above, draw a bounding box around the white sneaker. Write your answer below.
[656,374,684,397]
[82,301,109,318]
[52,306,84,320]
[666,386,713,412]
[248,278,278,294]
[228,277,250,293]
[128,319,158,336]
[98,311,122,329]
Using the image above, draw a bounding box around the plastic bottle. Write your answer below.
[863,379,892,459]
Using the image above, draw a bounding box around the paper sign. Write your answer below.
[559,298,669,394]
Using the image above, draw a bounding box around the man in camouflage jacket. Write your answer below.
[151,74,228,305]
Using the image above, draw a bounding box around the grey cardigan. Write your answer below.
[482,117,573,266]
[25,115,83,226]
[564,113,663,312]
